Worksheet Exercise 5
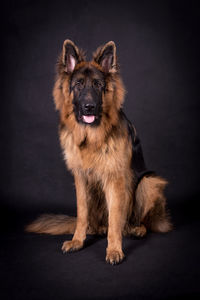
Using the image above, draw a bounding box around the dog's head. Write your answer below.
[53,40,125,129]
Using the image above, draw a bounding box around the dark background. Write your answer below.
[1,1,200,299]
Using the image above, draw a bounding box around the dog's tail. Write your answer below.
[25,214,77,235]
[135,175,172,233]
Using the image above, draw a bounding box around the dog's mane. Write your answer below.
[53,60,126,149]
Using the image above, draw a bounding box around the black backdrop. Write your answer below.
[1,1,200,299]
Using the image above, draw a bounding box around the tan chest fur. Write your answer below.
[60,127,132,180]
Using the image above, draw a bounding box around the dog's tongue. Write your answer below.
[82,115,95,124]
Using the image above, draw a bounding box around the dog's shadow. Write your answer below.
[84,234,106,249]
[83,232,151,263]
[124,235,150,257]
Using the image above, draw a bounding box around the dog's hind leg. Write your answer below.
[128,224,147,237]
[134,175,172,233]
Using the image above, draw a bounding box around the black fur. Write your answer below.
[120,110,154,185]
[71,66,105,126]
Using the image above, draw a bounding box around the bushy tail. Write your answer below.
[135,175,172,233]
[25,214,76,235]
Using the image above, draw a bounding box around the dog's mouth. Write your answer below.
[77,112,99,124]
[75,108,101,126]
[82,115,96,124]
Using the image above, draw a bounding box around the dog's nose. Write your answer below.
[84,103,95,113]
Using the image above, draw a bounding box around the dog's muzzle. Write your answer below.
[81,103,97,124]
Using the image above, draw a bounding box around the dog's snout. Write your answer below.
[84,103,95,113]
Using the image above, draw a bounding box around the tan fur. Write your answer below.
[26,40,172,264]
[25,214,76,235]
[135,176,172,232]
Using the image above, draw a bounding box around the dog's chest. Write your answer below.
[62,133,128,175]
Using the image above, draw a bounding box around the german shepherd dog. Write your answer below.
[26,40,172,264]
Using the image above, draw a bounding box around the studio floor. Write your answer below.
[1,198,199,300]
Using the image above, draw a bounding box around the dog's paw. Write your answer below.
[106,248,125,265]
[62,239,83,253]
[131,225,147,237]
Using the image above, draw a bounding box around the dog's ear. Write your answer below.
[93,41,117,73]
[62,40,83,73]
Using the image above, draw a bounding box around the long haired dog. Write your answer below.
[26,40,172,264]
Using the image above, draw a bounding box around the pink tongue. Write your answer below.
[82,115,95,124]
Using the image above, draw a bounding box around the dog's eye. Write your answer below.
[75,79,84,87]
[93,79,102,88]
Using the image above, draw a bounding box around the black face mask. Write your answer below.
[71,66,105,126]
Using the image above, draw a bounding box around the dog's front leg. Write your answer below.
[62,171,88,253]
[104,177,129,265]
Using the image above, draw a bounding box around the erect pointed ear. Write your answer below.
[93,41,117,73]
[62,39,83,73]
